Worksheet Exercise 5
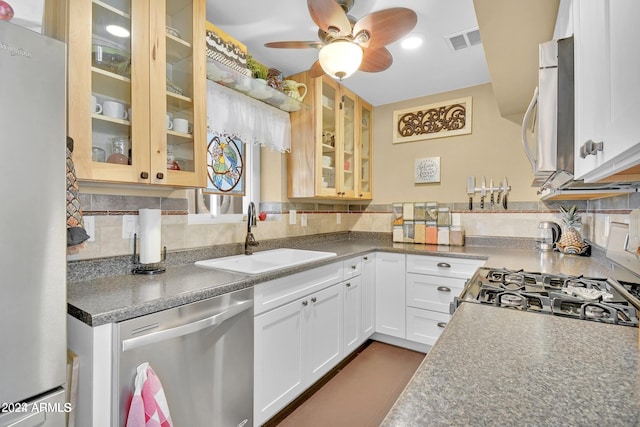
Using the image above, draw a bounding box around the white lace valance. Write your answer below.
[206,80,291,153]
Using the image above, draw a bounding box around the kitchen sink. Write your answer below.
[195,248,337,275]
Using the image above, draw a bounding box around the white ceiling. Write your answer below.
[206,0,491,106]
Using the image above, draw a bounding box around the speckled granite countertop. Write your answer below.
[382,302,640,426]
[67,237,635,326]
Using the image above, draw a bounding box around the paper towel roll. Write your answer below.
[139,208,161,264]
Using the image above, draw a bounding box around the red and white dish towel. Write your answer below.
[125,363,173,427]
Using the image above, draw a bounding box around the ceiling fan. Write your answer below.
[264,0,417,80]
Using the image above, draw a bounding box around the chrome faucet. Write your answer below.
[245,202,259,255]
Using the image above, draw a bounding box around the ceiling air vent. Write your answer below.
[445,27,482,51]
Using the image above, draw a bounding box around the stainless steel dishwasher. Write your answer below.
[113,287,253,427]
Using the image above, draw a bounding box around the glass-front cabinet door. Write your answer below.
[339,87,357,198]
[318,77,339,197]
[159,0,205,186]
[67,0,205,187]
[358,99,373,199]
[67,0,141,182]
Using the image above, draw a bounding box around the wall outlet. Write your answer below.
[336,213,341,224]
[301,213,307,227]
[84,216,96,242]
[122,215,139,239]
[290,210,296,225]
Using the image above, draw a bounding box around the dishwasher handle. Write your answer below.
[122,299,253,352]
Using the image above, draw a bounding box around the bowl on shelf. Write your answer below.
[322,156,332,167]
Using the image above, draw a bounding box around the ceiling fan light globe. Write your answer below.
[318,41,363,80]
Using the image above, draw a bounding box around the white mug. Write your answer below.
[172,118,192,134]
[91,95,102,114]
[103,100,127,120]
[127,108,132,121]
[166,113,173,130]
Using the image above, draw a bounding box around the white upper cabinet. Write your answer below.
[574,0,640,182]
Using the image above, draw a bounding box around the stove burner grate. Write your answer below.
[458,268,639,327]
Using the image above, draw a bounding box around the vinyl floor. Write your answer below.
[275,341,426,427]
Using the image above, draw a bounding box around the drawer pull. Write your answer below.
[351,265,357,270]
[437,262,451,268]
[437,322,448,328]
[311,297,317,303]
[437,286,451,292]
[346,282,351,288]
[302,300,308,306]
[363,256,368,260]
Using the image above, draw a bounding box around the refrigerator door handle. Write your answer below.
[5,411,46,427]
[121,299,253,352]
[521,86,539,171]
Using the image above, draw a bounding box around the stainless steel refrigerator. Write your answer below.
[0,21,67,427]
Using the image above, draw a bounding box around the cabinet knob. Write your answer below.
[363,256,368,260]
[346,282,351,288]
[156,172,164,180]
[311,297,317,303]
[437,286,452,293]
[437,262,451,268]
[140,172,149,179]
[351,265,357,270]
[302,300,308,306]
[437,322,448,328]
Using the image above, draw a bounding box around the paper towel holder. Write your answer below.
[131,233,167,275]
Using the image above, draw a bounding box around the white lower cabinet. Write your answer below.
[406,273,466,313]
[360,253,375,342]
[306,284,344,384]
[406,307,451,346]
[405,255,484,346]
[253,252,484,424]
[254,297,306,424]
[254,282,343,425]
[375,252,406,338]
[343,275,362,356]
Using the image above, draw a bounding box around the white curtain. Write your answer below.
[206,80,291,153]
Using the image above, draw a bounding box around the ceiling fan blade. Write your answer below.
[265,41,324,49]
[309,60,325,78]
[353,8,417,49]
[307,0,351,36]
[359,47,392,73]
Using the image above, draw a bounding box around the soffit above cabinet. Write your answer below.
[473,0,560,124]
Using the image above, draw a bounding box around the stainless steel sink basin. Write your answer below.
[195,248,337,274]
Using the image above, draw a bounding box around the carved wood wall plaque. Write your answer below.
[393,97,472,143]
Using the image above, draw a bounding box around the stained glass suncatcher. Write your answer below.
[205,132,245,195]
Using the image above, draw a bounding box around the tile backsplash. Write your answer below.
[68,192,638,261]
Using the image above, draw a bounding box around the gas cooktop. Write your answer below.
[454,267,640,327]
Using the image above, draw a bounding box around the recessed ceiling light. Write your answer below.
[106,24,130,38]
[401,34,423,50]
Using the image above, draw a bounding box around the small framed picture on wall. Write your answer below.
[414,157,440,183]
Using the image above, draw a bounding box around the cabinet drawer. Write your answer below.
[254,263,342,315]
[406,273,465,313]
[342,256,362,279]
[406,307,451,346]
[406,255,484,278]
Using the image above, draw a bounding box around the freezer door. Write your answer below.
[0,22,67,405]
